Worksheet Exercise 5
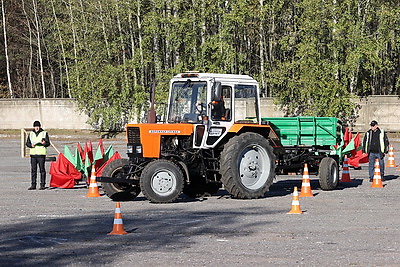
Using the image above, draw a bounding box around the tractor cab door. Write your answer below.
[203,84,233,147]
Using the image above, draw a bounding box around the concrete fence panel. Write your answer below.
[0,99,90,130]
[1,96,399,132]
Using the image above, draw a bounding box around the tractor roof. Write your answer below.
[173,72,259,85]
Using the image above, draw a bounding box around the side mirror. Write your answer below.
[156,115,162,122]
[211,82,222,102]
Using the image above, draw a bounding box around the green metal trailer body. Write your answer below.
[261,117,341,147]
[259,116,342,190]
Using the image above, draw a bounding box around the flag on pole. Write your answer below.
[84,152,91,178]
[94,143,104,162]
[348,133,369,167]
[94,139,105,170]
[343,127,353,147]
[63,145,75,166]
[77,142,84,160]
[342,136,355,154]
[74,147,84,172]
[84,141,94,164]
[103,145,114,163]
[99,139,105,156]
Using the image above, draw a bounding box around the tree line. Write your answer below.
[1,0,399,130]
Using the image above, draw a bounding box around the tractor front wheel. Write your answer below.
[140,159,184,203]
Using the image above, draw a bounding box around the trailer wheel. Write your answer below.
[220,132,275,199]
[101,158,141,201]
[319,157,339,190]
[140,159,184,203]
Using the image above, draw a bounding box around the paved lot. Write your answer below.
[1,137,400,266]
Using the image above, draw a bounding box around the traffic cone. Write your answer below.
[371,158,384,188]
[299,163,313,197]
[341,155,352,182]
[386,144,396,167]
[288,187,302,214]
[86,165,101,197]
[108,202,128,235]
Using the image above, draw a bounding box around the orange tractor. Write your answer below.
[99,73,341,203]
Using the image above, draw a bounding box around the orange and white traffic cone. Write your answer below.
[108,202,128,235]
[299,163,313,197]
[341,155,352,182]
[288,187,302,214]
[371,158,384,188]
[86,165,101,197]
[386,144,396,167]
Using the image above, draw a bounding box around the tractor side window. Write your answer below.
[234,84,258,123]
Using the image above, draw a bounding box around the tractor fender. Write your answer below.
[176,160,190,184]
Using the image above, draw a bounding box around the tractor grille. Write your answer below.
[127,127,140,143]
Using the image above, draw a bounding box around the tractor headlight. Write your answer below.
[135,145,142,154]
[127,145,133,153]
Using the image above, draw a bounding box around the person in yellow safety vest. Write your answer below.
[25,121,50,190]
[362,120,389,182]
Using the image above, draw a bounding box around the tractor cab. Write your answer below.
[165,72,262,148]
[167,72,260,125]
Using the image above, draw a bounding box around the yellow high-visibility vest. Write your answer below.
[29,131,47,155]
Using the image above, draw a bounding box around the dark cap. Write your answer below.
[33,121,41,127]
[370,120,378,126]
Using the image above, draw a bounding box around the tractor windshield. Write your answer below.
[168,81,208,123]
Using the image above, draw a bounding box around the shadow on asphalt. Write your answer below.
[0,206,285,266]
[47,174,400,203]
[336,178,364,190]
[266,179,302,197]
[383,174,399,181]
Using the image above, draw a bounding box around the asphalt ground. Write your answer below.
[1,137,400,266]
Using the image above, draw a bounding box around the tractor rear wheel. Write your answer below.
[220,132,275,199]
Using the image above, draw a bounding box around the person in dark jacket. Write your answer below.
[211,96,226,120]
[26,121,50,190]
[362,120,389,182]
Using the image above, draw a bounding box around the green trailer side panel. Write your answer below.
[261,117,340,147]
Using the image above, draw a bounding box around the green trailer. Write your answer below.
[262,117,340,147]
[262,116,342,190]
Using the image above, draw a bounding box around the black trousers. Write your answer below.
[30,156,46,187]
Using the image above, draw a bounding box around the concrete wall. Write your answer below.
[260,96,400,132]
[1,96,399,132]
[352,96,400,132]
[0,99,90,130]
